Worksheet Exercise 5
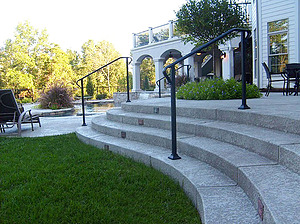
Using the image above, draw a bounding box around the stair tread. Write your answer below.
[240,165,300,223]
[89,114,300,223]
[94,115,276,169]
[76,126,259,224]
[108,108,300,175]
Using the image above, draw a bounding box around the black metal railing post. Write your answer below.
[126,57,131,102]
[239,30,250,110]
[168,65,181,160]
[80,79,87,126]
[162,28,251,160]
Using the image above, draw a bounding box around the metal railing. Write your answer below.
[162,28,251,160]
[156,64,191,98]
[76,56,132,126]
[156,77,167,98]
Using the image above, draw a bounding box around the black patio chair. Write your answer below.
[0,89,41,135]
[285,63,300,96]
[262,62,287,96]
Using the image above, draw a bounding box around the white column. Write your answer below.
[188,56,195,81]
[169,20,174,39]
[219,40,237,80]
[154,58,164,91]
[132,33,136,48]
[149,27,153,44]
[132,62,141,92]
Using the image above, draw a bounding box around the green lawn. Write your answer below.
[0,134,200,224]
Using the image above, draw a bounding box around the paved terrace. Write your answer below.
[1,93,299,137]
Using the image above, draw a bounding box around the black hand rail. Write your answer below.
[156,76,168,98]
[162,28,251,160]
[176,64,192,79]
[76,56,132,126]
[156,64,191,98]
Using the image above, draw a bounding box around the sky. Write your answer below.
[0,0,187,56]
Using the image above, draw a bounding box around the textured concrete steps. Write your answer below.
[107,108,300,176]
[76,126,259,224]
[88,111,300,224]
[75,96,300,223]
[121,98,300,135]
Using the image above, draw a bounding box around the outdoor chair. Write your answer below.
[285,63,300,95]
[262,62,287,96]
[0,89,41,135]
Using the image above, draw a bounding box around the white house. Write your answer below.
[252,0,300,89]
[130,0,300,91]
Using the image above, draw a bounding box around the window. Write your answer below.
[268,19,288,73]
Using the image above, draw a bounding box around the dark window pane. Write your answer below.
[268,19,288,32]
[270,55,288,73]
[269,33,288,54]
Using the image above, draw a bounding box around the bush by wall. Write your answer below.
[39,84,74,109]
[176,78,262,100]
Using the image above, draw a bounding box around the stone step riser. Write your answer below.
[121,103,300,135]
[107,111,279,162]
[91,121,173,150]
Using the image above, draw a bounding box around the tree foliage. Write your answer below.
[0,21,127,101]
[140,57,155,90]
[175,0,247,46]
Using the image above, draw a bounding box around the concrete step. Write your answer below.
[90,114,300,224]
[121,98,300,136]
[76,126,259,224]
[107,108,300,176]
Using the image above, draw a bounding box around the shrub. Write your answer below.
[175,74,189,88]
[96,93,107,100]
[176,78,262,100]
[86,76,94,97]
[39,84,74,109]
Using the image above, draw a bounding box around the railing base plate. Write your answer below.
[168,154,181,160]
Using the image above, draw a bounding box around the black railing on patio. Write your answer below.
[162,28,251,160]
[156,64,191,98]
[76,57,132,126]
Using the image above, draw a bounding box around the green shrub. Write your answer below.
[176,78,262,100]
[96,93,107,100]
[39,84,74,109]
[86,76,94,97]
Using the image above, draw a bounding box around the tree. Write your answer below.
[86,76,94,97]
[140,57,155,90]
[81,40,126,98]
[175,0,247,46]
[175,0,247,76]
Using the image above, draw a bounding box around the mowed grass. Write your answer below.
[0,134,201,224]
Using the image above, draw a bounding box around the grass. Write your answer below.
[0,134,201,224]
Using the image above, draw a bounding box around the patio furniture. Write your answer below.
[262,62,287,96]
[285,63,300,96]
[0,89,41,135]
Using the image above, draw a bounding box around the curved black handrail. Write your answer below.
[156,64,192,98]
[155,76,168,98]
[162,28,251,160]
[76,56,132,126]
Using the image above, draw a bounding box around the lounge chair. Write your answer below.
[262,62,287,96]
[0,89,41,135]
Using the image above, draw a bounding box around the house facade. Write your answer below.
[252,0,300,88]
[130,0,300,91]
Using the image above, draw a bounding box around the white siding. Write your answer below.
[256,0,299,88]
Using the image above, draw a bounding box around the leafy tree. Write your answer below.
[140,57,155,90]
[81,40,126,98]
[175,0,247,46]
[175,0,247,76]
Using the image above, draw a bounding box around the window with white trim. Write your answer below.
[268,19,288,73]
